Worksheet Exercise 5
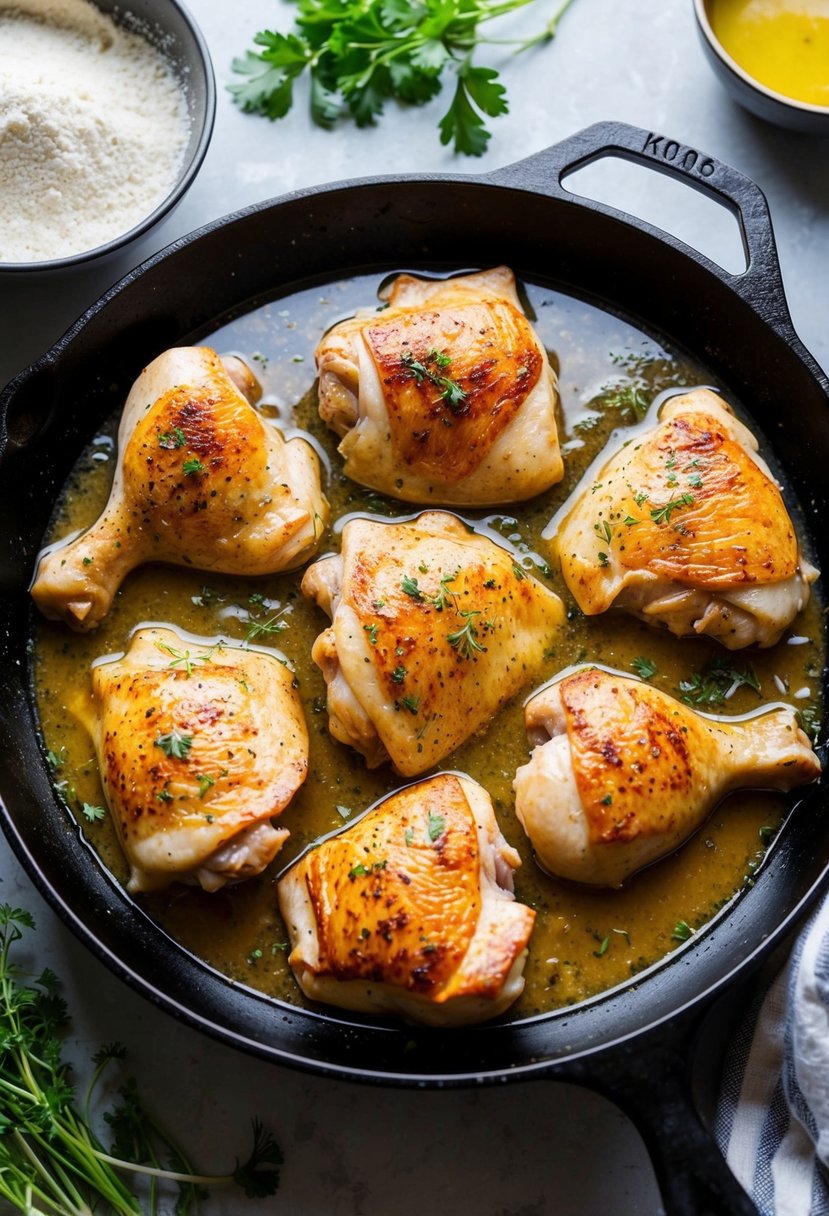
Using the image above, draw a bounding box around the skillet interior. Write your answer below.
[1,133,828,1082]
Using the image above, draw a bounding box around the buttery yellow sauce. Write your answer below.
[30,274,824,1019]
[709,0,829,106]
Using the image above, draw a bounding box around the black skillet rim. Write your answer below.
[2,129,829,1085]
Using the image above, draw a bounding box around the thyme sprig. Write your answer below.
[0,906,282,1215]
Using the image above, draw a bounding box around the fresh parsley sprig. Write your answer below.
[230,0,578,156]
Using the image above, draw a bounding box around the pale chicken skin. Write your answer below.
[550,389,818,648]
[31,346,329,631]
[82,626,308,893]
[301,511,565,776]
[278,773,535,1026]
[513,667,821,887]
[315,266,564,505]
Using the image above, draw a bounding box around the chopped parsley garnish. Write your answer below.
[155,730,194,760]
[649,493,695,524]
[391,665,407,684]
[396,694,420,714]
[447,611,486,659]
[597,551,609,567]
[679,658,761,707]
[631,656,657,680]
[182,457,206,476]
[432,569,459,611]
[512,562,527,581]
[197,773,215,799]
[401,575,425,601]
[158,426,186,449]
[81,803,106,823]
[671,920,694,942]
[404,827,414,846]
[155,640,221,677]
[245,613,288,644]
[400,350,468,413]
[427,812,446,842]
[363,623,379,645]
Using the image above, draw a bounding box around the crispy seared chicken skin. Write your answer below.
[550,389,818,648]
[301,511,565,776]
[315,266,564,505]
[513,667,821,887]
[278,773,535,1026]
[31,346,329,631]
[82,626,308,893]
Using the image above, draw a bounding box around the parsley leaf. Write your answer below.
[679,658,761,707]
[231,0,578,155]
[427,811,446,842]
[155,730,194,760]
[631,656,657,680]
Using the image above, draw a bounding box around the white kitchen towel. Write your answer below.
[715,890,829,1215]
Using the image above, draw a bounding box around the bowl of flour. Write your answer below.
[0,0,214,270]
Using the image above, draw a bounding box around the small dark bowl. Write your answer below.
[693,0,829,134]
[0,0,215,274]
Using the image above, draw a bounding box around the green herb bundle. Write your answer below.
[0,905,281,1215]
[231,0,577,155]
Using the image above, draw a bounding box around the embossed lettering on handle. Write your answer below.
[642,132,716,179]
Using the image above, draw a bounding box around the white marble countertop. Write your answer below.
[1,1,828,1213]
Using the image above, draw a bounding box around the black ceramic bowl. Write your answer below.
[0,0,215,274]
[693,0,829,134]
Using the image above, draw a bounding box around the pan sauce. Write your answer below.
[30,273,824,1019]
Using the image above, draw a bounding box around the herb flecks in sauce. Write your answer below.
[30,275,823,1019]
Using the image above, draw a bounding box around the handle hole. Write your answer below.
[561,156,748,275]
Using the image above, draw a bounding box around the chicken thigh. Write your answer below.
[81,625,308,893]
[278,772,535,1026]
[31,346,329,631]
[550,389,817,648]
[513,667,821,887]
[315,266,563,505]
[301,511,565,775]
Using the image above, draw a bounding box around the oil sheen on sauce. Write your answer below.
[30,273,824,1020]
[709,0,829,106]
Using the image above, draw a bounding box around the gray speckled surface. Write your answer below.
[1,1,828,1212]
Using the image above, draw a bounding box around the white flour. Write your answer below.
[0,0,189,262]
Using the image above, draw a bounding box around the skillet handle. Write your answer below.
[561,1022,757,1216]
[486,120,793,336]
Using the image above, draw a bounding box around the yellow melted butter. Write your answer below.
[30,275,824,1019]
[710,0,829,106]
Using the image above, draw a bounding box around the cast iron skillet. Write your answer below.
[1,122,827,1216]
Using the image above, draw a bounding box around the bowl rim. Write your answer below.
[0,0,216,274]
[693,0,829,119]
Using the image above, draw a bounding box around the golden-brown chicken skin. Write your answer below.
[514,667,821,887]
[550,389,817,648]
[278,773,535,1025]
[31,346,329,631]
[82,626,308,892]
[301,511,565,776]
[315,266,563,505]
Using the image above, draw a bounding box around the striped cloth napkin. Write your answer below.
[715,891,829,1215]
